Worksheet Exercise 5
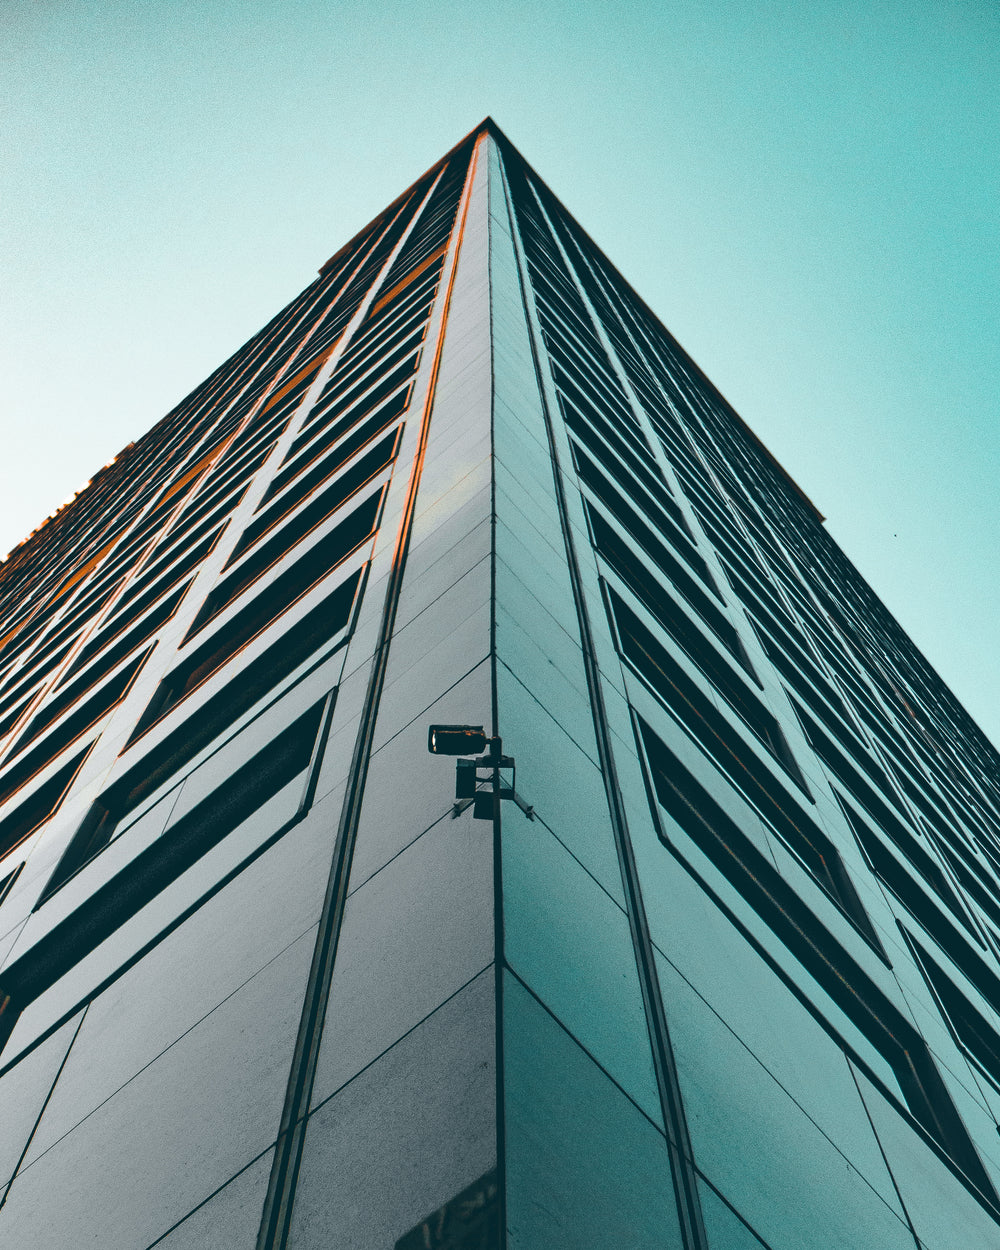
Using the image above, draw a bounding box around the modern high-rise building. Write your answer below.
[0,119,999,1249]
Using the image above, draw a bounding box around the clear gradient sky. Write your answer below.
[3,0,998,744]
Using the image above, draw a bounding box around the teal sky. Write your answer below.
[3,0,998,745]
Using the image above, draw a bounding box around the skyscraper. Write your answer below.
[0,118,999,1248]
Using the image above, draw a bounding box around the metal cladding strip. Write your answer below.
[495,144,710,1250]
[484,133,507,1248]
[255,134,485,1250]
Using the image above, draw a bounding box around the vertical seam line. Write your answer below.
[495,145,709,1250]
[254,137,485,1250]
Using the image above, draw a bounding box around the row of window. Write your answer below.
[0,142,473,927]
[570,209,1000,964]
[0,166,446,730]
[639,714,1000,1206]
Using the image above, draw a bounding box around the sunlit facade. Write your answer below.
[0,121,999,1248]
